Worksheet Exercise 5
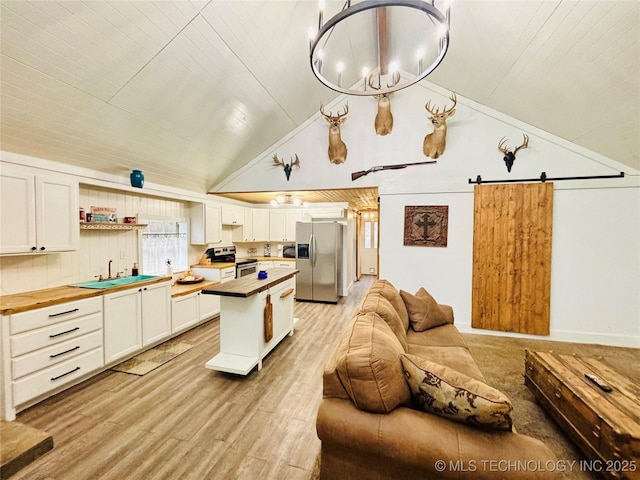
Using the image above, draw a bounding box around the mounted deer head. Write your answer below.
[272,153,300,181]
[423,93,457,159]
[368,72,400,136]
[320,103,348,164]
[498,134,529,172]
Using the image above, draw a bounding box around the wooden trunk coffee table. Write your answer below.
[524,350,639,480]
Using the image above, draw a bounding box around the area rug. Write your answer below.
[110,341,194,376]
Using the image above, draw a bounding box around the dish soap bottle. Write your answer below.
[132,263,139,276]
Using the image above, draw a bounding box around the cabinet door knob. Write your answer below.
[31,246,37,251]
[40,246,46,251]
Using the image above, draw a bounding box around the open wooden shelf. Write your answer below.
[80,222,148,231]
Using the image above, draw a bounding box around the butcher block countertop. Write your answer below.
[171,280,219,298]
[0,276,173,315]
[202,268,298,298]
[190,263,235,269]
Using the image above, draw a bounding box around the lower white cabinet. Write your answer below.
[273,260,295,269]
[2,296,104,420]
[104,281,171,364]
[172,290,221,334]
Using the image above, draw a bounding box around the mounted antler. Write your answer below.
[367,72,401,136]
[272,153,300,181]
[498,134,529,172]
[423,93,457,159]
[320,103,349,164]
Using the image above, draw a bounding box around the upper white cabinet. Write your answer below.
[234,209,269,243]
[190,203,221,245]
[1,169,79,255]
[270,210,301,242]
[221,205,244,226]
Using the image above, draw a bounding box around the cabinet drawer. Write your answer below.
[12,348,103,406]
[10,297,102,334]
[273,261,295,268]
[11,312,102,357]
[12,330,103,379]
[220,267,235,280]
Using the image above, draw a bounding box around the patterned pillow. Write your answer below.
[400,288,452,331]
[400,354,513,431]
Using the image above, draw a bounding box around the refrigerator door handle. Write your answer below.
[311,233,317,268]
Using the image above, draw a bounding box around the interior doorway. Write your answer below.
[359,210,379,277]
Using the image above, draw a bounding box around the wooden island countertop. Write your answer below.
[202,268,299,298]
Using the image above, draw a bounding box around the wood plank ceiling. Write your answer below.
[1,1,638,203]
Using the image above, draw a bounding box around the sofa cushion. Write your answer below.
[400,288,452,332]
[406,345,486,382]
[401,354,513,431]
[369,280,409,332]
[360,293,408,351]
[336,312,411,413]
[405,323,467,349]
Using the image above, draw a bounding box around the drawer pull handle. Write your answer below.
[51,366,80,381]
[592,429,600,439]
[49,308,79,318]
[49,327,80,338]
[50,346,81,358]
[280,288,294,299]
[554,389,561,399]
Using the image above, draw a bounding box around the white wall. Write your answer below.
[213,81,640,347]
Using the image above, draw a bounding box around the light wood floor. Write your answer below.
[10,276,375,480]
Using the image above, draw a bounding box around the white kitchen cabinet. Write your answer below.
[190,203,221,245]
[104,281,171,363]
[270,210,300,242]
[103,288,142,364]
[199,291,220,321]
[2,296,103,420]
[221,205,244,226]
[273,260,296,269]
[258,261,273,270]
[251,209,269,242]
[141,282,171,346]
[0,168,79,255]
[171,292,199,334]
[171,288,220,334]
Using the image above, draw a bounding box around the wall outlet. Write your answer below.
[120,250,127,259]
[369,267,375,273]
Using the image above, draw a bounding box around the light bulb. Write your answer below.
[319,0,325,11]
[308,27,316,40]
[337,61,344,73]
[438,24,448,37]
[389,61,399,73]
[361,66,369,78]
[416,48,425,60]
[276,195,285,204]
[317,49,324,59]
[293,198,302,206]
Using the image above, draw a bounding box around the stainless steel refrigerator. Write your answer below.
[296,222,342,303]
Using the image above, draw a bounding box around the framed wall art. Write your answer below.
[404,205,449,247]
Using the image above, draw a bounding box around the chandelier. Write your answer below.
[309,0,451,96]
[271,194,308,207]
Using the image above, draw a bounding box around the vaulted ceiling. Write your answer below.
[1,1,638,199]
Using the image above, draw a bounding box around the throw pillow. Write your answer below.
[400,288,451,331]
[336,312,411,413]
[400,354,513,431]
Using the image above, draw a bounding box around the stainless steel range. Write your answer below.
[206,246,258,278]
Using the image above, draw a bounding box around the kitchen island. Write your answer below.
[202,268,298,375]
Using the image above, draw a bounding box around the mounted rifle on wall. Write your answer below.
[351,160,437,181]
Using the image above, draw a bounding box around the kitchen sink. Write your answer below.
[70,275,159,289]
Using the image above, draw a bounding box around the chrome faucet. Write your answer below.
[108,259,113,279]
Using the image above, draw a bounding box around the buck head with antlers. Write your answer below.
[368,72,400,136]
[423,93,457,159]
[498,134,529,172]
[272,153,300,181]
[320,103,348,164]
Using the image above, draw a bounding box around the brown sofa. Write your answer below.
[316,279,560,480]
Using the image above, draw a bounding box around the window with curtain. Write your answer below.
[139,217,188,275]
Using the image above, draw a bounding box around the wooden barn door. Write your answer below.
[472,183,553,335]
